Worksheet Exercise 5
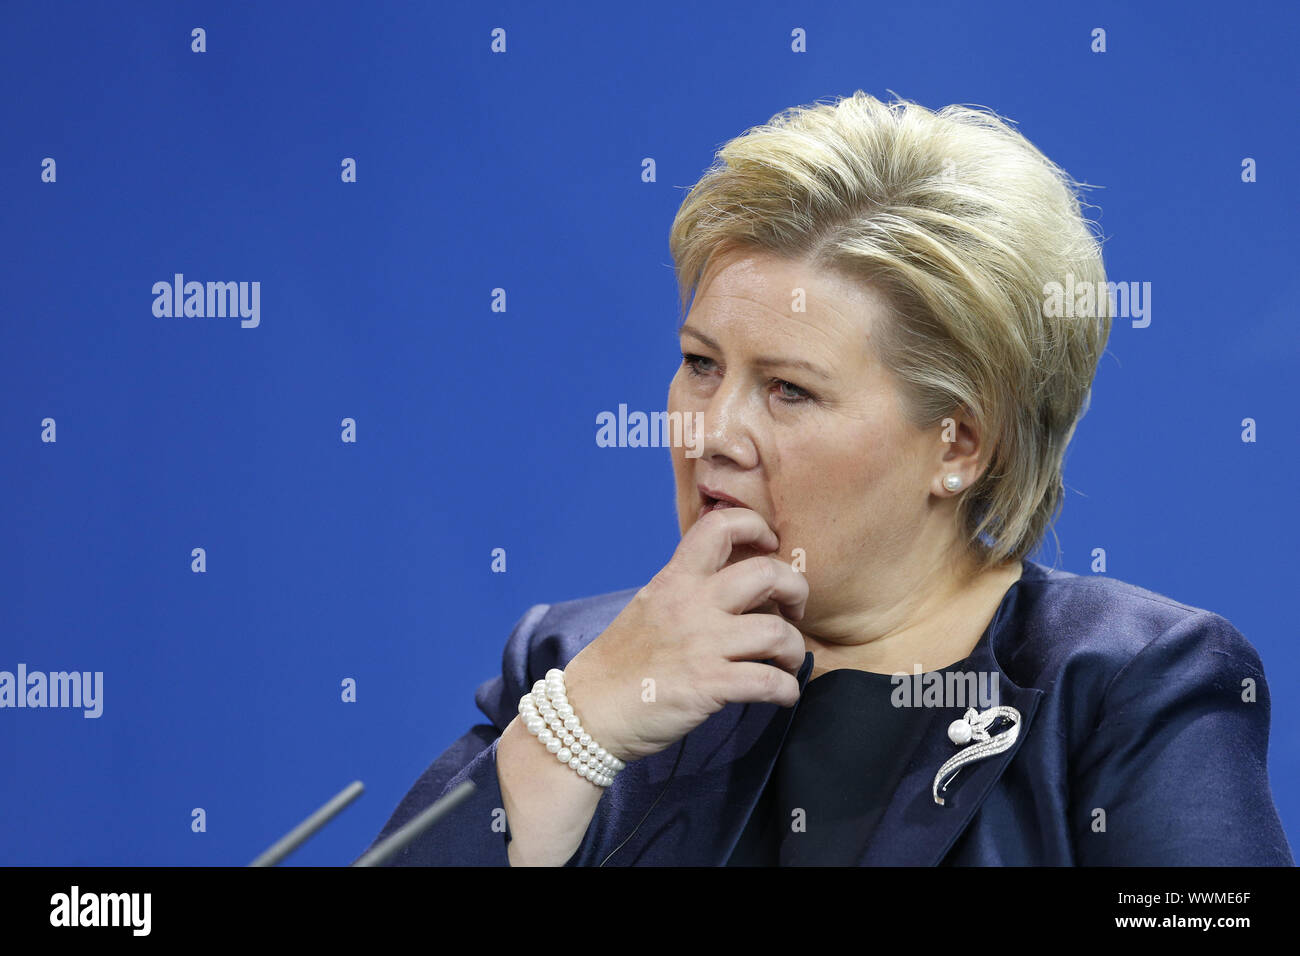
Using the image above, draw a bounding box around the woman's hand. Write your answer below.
[560,507,808,764]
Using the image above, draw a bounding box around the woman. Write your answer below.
[360,92,1293,866]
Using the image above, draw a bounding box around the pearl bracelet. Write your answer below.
[517,668,626,788]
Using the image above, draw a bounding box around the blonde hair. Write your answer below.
[668,91,1111,570]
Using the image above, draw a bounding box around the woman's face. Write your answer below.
[667,246,955,626]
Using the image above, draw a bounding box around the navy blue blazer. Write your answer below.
[360,559,1294,865]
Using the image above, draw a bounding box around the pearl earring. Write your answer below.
[943,474,962,492]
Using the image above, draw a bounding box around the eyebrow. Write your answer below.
[677,325,833,381]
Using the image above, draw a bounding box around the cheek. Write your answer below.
[667,375,696,533]
[667,373,706,425]
[769,425,897,546]
[667,379,689,466]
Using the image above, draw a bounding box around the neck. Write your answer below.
[801,544,1022,677]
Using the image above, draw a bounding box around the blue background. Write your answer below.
[1,0,1296,865]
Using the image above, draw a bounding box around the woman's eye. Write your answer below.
[772,379,813,403]
[682,353,716,375]
[680,354,813,404]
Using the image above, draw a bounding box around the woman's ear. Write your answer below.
[932,408,984,496]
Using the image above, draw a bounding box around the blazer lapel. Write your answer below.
[714,652,817,863]
[858,584,1045,865]
[596,652,816,865]
[857,664,1043,865]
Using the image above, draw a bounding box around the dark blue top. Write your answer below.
[726,667,942,866]
[358,559,1295,866]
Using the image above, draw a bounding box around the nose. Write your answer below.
[698,375,760,469]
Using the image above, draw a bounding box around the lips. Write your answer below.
[697,483,751,517]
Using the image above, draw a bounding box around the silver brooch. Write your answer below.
[932,705,1022,806]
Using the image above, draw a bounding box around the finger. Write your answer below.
[715,660,802,708]
[707,555,808,621]
[718,612,807,675]
[673,508,779,577]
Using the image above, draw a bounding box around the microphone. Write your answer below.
[351,780,476,867]
[249,780,366,867]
